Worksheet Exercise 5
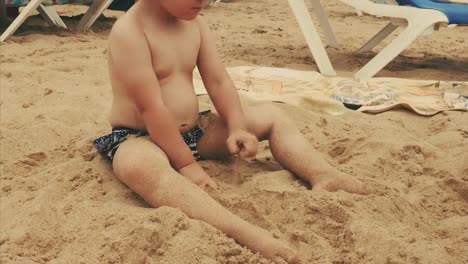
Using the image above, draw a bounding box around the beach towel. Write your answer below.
[193,67,468,116]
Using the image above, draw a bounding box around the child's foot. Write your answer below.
[312,171,366,194]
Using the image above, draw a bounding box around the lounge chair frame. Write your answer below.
[287,0,462,79]
[1,0,114,42]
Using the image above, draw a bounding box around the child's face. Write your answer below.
[159,0,208,20]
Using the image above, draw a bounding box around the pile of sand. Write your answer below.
[1,0,467,263]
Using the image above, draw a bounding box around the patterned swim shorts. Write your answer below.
[92,112,210,162]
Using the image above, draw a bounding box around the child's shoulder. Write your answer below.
[109,12,142,43]
[107,14,149,59]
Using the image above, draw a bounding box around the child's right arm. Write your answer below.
[108,23,195,171]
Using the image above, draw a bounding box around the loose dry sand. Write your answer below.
[1,1,467,263]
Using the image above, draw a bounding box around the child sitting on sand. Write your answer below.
[93,0,364,262]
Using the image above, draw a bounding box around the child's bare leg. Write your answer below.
[264,106,364,193]
[112,137,297,263]
[198,104,364,193]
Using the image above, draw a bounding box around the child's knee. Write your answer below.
[112,138,170,186]
[245,104,281,139]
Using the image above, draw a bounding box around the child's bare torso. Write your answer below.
[108,5,202,133]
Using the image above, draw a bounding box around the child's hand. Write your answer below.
[178,162,218,190]
[226,129,258,159]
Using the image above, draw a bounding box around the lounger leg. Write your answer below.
[309,0,338,48]
[77,0,114,30]
[354,22,435,79]
[356,22,399,53]
[0,0,43,42]
[38,4,68,29]
[287,0,336,76]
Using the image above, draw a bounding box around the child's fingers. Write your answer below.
[240,137,257,159]
[226,137,240,155]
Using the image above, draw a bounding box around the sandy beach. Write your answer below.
[1,0,467,263]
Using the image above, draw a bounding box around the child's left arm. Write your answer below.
[196,18,257,158]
